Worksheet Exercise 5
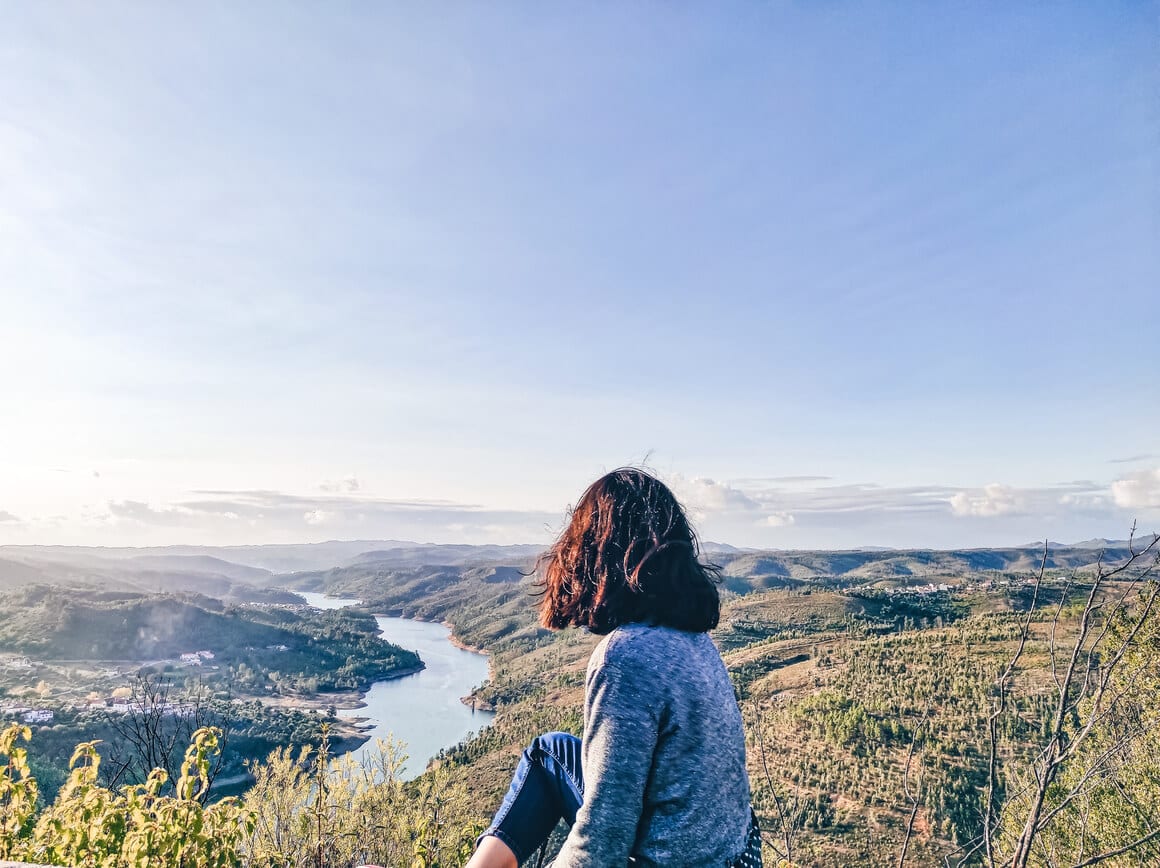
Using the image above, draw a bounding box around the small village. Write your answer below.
[0,649,216,725]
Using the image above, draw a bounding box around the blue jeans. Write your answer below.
[479,731,584,866]
[478,731,762,868]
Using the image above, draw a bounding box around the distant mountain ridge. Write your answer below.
[1016,537,1152,551]
[4,534,1156,594]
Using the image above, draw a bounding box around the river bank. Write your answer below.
[438,620,499,711]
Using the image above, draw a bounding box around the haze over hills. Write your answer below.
[1018,537,1149,550]
[350,544,545,568]
[0,546,298,603]
[0,539,423,573]
[121,555,271,582]
[0,556,53,589]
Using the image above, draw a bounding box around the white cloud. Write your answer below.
[303,509,338,525]
[949,484,1023,518]
[1111,467,1160,510]
[319,476,360,493]
[667,475,760,515]
[760,512,796,527]
[0,510,20,523]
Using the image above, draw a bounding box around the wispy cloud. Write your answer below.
[0,510,21,523]
[732,476,834,485]
[1109,454,1155,464]
[105,500,194,527]
[87,488,563,545]
[184,490,484,514]
[740,480,957,517]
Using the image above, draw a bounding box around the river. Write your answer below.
[295,592,495,779]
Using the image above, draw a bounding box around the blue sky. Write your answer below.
[1,2,1157,549]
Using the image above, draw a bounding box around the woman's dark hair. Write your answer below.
[537,468,721,635]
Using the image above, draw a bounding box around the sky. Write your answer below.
[1,2,1157,550]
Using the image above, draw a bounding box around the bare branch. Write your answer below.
[897,699,931,868]
[992,528,1160,868]
[984,541,1050,868]
[1070,826,1160,868]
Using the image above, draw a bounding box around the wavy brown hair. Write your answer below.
[537,468,721,635]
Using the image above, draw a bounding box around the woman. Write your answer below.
[466,468,760,868]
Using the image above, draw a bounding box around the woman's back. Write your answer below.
[555,623,751,867]
[466,469,757,868]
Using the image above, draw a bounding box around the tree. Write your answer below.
[102,672,234,803]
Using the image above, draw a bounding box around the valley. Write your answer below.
[1,536,1157,866]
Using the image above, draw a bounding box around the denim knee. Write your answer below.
[528,732,574,760]
[476,730,585,864]
[527,732,583,794]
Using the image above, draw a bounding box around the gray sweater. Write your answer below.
[554,623,752,867]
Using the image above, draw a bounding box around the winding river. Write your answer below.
[295,592,495,779]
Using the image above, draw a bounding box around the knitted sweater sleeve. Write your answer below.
[553,639,661,867]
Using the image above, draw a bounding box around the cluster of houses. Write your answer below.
[0,648,218,729]
[885,582,953,596]
[179,649,216,666]
[2,698,198,724]
[1,706,55,724]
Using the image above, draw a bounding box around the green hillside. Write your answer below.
[0,586,420,692]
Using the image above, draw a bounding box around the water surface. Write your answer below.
[295,591,494,778]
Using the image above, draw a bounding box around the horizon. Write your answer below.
[2,3,1157,550]
[4,532,1157,559]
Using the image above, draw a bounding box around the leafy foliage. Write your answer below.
[1,724,252,867]
[244,728,480,868]
[2,724,482,868]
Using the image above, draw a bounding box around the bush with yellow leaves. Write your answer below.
[1,723,252,867]
[1,723,481,868]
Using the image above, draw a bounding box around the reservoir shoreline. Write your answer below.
[293,592,495,778]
